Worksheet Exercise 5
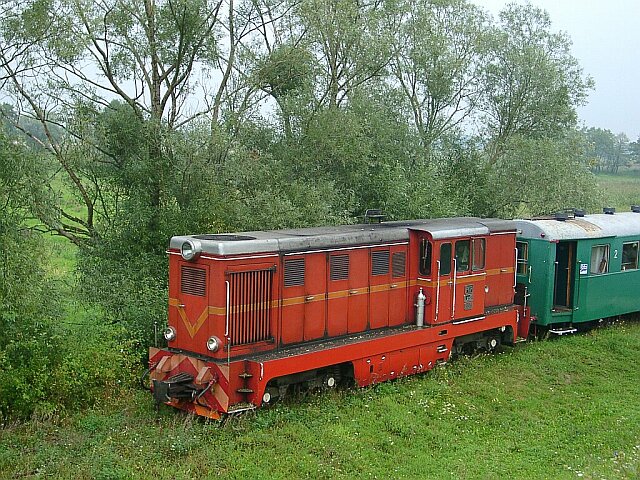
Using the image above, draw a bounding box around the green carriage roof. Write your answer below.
[515,212,640,242]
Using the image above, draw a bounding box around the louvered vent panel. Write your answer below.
[392,252,406,278]
[371,250,390,276]
[181,266,206,296]
[330,254,350,281]
[228,269,274,346]
[284,259,305,287]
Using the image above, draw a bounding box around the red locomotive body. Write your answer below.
[148,218,524,419]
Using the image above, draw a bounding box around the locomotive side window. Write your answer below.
[516,241,528,274]
[455,240,470,272]
[590,245,609,274]
[472,238,486,271]
[284,258,305,287]
[440,243,452,275]
[621,241,639,270]
[419,239,432,276]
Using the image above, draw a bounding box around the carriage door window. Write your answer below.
[419,239,432,276]
[440,243,451,275]
[590,245,609,274]
[455,240,470,272]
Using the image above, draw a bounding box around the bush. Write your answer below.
[0,131,137,420]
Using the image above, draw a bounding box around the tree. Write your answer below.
[477,132,602,218]
[481,4,593,161]
[629,135,640,167]
[0,131,62,418]
[255,44,314,139]
[0,0,291,246]
[294,0,394,109]
[390,0,489,155]
[583,127,631,173]
[0,0,221,245]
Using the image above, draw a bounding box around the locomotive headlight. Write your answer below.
[181,239,202,261]
[163,326,177,341]
[206,336,221,352]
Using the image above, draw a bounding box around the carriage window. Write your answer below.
[419,239,432,276]
[590,245,609,274]
[455,240,470,272]
[516,241,528,275]
[622,242,639,270]
[472,238,486,271]
[440,243,451,275]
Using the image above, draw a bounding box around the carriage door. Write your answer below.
[389,246,408,326]
[553,241,576,310]
[435,242,453,323]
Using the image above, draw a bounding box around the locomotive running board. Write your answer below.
[549,328,577,336]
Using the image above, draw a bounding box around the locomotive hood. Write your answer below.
[169,218,517,256]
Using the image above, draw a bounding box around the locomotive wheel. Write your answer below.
[262,387,277,404]
[486,336,501,352]
[262,385,287,404]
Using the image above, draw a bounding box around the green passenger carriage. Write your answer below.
[514,209,640,335]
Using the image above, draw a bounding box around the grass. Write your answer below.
[1,322,639,479]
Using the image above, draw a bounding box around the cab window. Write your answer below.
[455,240,470,272]
[419,239,432,276]
[472,238,486,271]
[440,243,451,275]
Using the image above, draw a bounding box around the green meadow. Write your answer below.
[1,322,639,479]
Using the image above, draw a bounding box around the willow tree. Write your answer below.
[481,3,593,161]
[389,0,489,156]
[0,0,280,246]
[294,0,394,109]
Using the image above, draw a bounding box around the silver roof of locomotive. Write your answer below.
[515,212,640,241]
[169,218,516,256]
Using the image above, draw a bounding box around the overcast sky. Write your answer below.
[474,0,640,139]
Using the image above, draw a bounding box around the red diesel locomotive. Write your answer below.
[148,217,531,419]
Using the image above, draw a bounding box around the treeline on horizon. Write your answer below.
[0,0,635,419]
